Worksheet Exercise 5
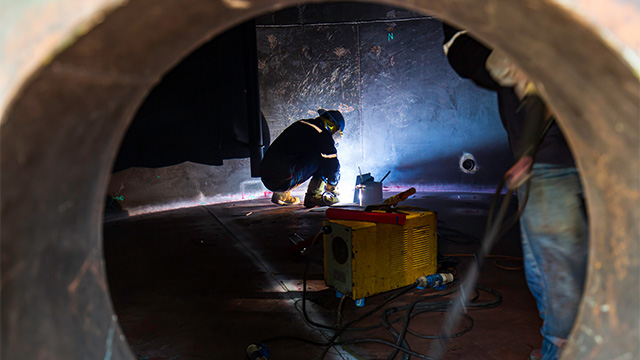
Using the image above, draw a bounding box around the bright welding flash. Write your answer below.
[333,130,343,144]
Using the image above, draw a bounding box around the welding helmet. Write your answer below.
[318,109,345,134]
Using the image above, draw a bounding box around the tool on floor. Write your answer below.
[246,343,270,360]
[323,206,437,307]
[288,233,311,255]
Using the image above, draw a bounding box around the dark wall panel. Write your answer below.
[257,24,362,137]
[257,4,513,192]
[358,18,512,186]
[112,21,265,173]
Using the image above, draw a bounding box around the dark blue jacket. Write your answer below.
[260,117,340,191]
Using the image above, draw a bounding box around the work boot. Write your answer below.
[304,177,339,208]
[271,191,300,206]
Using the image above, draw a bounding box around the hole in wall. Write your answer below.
[459,152,478,174]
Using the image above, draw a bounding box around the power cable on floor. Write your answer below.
[444,254,524,271]
[261,235,503,360]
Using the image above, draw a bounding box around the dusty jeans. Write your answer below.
[518,164,589,360]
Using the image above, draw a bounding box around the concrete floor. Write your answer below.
[103,192,543,359]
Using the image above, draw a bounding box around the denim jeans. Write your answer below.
[518,164,589,360]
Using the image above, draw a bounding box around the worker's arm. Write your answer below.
[318,136,340,186]
[320,156,340,187]
[442,23,501,91]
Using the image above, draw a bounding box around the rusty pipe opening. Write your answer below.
[1,1,638,359]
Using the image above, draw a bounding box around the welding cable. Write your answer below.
[485,176,507,227]
[406,313,474,340]
[424,161,524,359]
[427,188,514,359]
[494,178,532,241]
[335,294,347,328]
[343,282,471,331]
[263,232,418,359]
[332,339,434,360]
[383,288,459,360]
[443,254,524,271]
[260,231,331,349]
[327,284,500,360]
[328,284,500,360]
[490,109,555,244]
[437,231,478,245]
[384,285,501,360]
[299,231,414,333]
[300,231,336,330]
[267,224,502,360]
[492,259,524,271]
[259,335,329,347]
[333,296,371,359]
[298,229,414,331]
[437,227,481,244]
[272,278,499,360]
[486,102,555,244]
[467,285,503,308]
[317,284,418,359]
[344,286,459,333]
[384,300,447,360]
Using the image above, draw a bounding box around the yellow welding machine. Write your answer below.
[323,210,437,300]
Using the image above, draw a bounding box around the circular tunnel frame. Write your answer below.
[1,0,638,359]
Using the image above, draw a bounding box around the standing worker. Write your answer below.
[260,109,345,207]
[442,24,589,360]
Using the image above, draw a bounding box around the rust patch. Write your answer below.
[370,45,382,57]
[267,35,278,49]
[334,47,350,58]
[605,275,620,330]
[337,103,355,113]
[565,0,640,56]
[68,256,91,294]
[592,153,639,280]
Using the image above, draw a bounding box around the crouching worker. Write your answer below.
[260,109,345,207]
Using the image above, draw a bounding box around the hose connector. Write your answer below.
[416,273,454,290]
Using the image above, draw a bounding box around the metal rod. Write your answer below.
[379,171,391,183]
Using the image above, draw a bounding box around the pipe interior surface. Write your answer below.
[1,0,638,359]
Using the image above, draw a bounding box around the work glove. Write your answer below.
[323,184,340,206]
